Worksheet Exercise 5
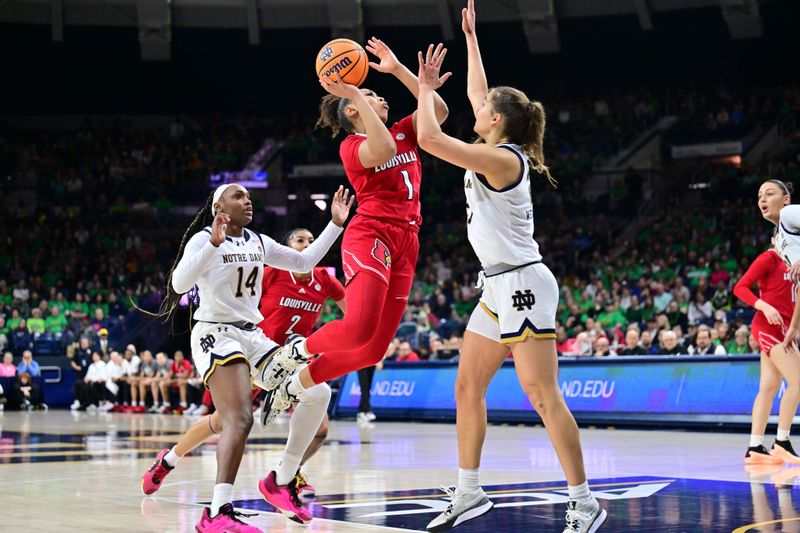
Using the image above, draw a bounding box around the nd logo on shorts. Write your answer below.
[371,239,392,269]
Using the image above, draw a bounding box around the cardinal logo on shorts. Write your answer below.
[371,239,392,269]
[396,133,405,140]
[511,289,536,311]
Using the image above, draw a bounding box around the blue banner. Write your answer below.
[335,356,781,424]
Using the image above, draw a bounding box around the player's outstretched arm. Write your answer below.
[416,44,518,190]
[366,36,449,125]
[261,187,353,273]
[462,0,488,118]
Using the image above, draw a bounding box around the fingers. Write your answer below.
[346,191,355,207]
[439,72,453,85]
[426,43,434,64]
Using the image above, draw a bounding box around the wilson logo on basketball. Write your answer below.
[319,46,333,61]
[321,56,353,78]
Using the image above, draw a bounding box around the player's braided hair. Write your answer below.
[138,191,214,324]
[316,94,355,137]
[490,86,557,189]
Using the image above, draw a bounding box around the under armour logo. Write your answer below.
[199,334,216,353]
[511,289,536,311]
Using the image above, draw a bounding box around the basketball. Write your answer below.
[315,38,369,87]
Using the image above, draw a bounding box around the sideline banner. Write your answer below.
[335,356,773,424]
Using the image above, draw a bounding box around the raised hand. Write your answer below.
[462,0,476,36]
[417,43,453,90]
[331,185,355,227]
[319,71,361,100]
[366,37,400,74]
[210,213,230,247]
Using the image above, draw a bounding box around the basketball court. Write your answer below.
[0,410,794,532]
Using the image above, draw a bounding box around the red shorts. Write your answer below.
[751,312,789,356]
[340,215,419,291]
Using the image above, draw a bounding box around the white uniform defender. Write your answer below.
[463,143,558,344]
[172,223,343,385]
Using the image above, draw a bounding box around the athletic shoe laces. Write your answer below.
[440,485,458,516]
[218,503,256,524]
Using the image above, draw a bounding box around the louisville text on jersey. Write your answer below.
[278,297,323,312]
[374,150,418,173]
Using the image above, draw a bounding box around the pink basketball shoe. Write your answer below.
[195,503,262,533]
[258,470,313,525]
[141,448,174,495]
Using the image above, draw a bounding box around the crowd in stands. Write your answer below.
[1,85,799,410]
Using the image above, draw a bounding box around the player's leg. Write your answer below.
[141,412,222,495]
[258,381,331,524]
[426,307,505,533]
[301,413,328,466]
[511,337,605,533]
[768,342,800,463]
[746,350,782,463]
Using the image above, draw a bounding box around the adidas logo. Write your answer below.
[298,288,306,294]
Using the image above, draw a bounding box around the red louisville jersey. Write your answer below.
[734,250,795,320]
[339,114,422,227]
[258,266,345,345]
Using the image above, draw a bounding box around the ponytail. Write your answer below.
[138,192,214,324]
[490,86,557,189]
[315,94,354,137]
[526,101,557,189]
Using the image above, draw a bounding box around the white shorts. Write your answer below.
[190,321,280,386]
[466,262,558,344]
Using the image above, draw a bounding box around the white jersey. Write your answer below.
[464,143,542,268]
[172,222,343,325]
[776,205,800,267]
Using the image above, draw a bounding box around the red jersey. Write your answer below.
[339,114,422,227]
[733,250,795,320]
[170,359,193,378]
[258,266,345,345]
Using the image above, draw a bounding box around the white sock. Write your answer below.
[778,428,791,441]
[163,446,181,467]
[275,384,331,485]
[138,401,145,406]
[275,451,304,486]
[567,481,591,501]
[457,468,480,493]
[287,371,307,398]
[180,402,187,407]
[210,483,234,517]
[299,339,312,358]
[750,434,765,448]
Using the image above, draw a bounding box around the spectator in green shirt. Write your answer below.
[7,309,22,331]
[46,306,68,334]
[597,302,626,329]
[69,294,89,322]
[27,309,46,335]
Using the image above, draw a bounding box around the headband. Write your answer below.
[212,184,235,216]
[766,179,790,195]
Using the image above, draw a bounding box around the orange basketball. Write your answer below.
[315,38,369,87]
